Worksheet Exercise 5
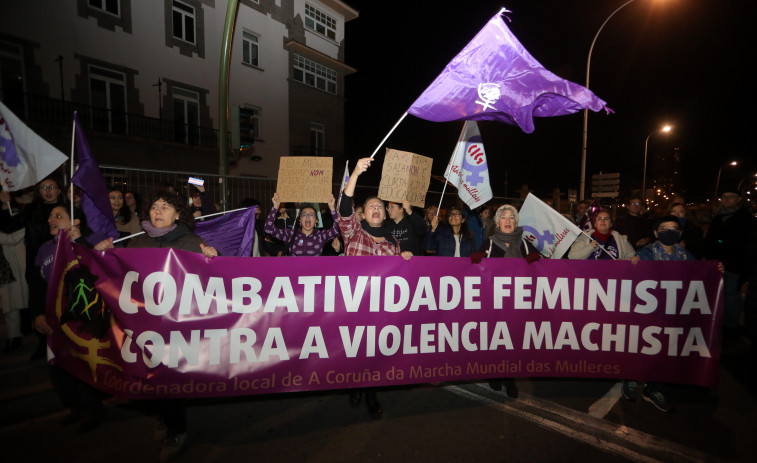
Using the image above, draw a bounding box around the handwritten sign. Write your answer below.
[276,156,333,202]
[377,149,433,207]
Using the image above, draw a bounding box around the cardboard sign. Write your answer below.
[377,149,433,207]
[276,156,333,202]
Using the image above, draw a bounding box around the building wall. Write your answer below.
[0,0,356,181]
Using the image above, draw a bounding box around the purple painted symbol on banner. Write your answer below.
[462,135,487,186]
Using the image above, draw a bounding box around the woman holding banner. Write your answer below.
[567,209,635,260]
[338,157,410,418]
[95,190,216,460]
[470,204,540,397]
[263,192,339,256]
[31,205,107,432]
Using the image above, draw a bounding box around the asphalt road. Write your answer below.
[2,331,755,462]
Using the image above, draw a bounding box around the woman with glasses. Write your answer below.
[0,176,65,359]
[423,207,476,257]
[568,209,635,260]
[263,192,339,256]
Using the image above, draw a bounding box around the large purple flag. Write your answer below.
[407,10,609,133]
[71,112,118,242]
[194,206,257,257]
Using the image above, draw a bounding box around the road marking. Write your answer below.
[588,381,622,418]
[444,383,715,463]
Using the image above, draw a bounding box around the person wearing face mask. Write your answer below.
[624,215,695,412]
[263,192,339,256]
[666,203,704,259]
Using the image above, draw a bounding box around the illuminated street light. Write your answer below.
[713,161,739,203]
[642,125,673,204]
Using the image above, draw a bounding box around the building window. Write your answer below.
[172,0,195,44]
[310,123,324,156]
[89,65,127,134]
[293,54,337,94]
[242,31,259,67]
[239,106,260,147]
[305,4,336,41]
[172,87,200,144]
[88,0,120,16]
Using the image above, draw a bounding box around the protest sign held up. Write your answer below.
[377,149,433,208]
[276,156,333,203]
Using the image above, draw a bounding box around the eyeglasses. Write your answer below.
[595,216,612,221]
[449,212,463,217]
[629,202,641,206]
[300,212,316,218]
[39,185,58,191]
[659,227,680,232]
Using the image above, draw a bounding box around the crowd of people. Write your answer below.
[1,160,755,460]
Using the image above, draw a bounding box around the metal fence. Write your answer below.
[99,165,520,215]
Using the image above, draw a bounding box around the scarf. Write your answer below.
[361,219,395,243]
[590,230,618,260]
[141,220,177,238]
[490,226,524,258]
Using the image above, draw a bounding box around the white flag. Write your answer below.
[0,101,68,191]
[519,193,581,259]
[444,121,492,209]
[337,160,349,208]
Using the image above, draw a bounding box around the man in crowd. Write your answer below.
[614,197,652,250]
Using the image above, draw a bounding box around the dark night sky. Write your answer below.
[342,0,754,202]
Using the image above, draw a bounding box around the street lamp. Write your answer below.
[580,0,638,200]
[642,125,672,204]
[714,161,738,202]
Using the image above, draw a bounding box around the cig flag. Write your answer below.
[519,193,581,259]
[444,121,492,209]
[195,206,257,257]
[0,101,68,191]
[407,10,609,133]
[71,112,118,242]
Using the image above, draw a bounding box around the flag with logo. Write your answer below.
[519,193,581,259]
[337,160,349,208]
[71,112,118,243]
[0,101,68,191]
[444,121,493,209]
[407,10,609,133]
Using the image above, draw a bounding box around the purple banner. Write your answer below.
[46,241,723,399]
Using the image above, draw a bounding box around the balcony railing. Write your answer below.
[23,93,219,148]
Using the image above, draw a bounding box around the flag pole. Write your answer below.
[580,230,617,260]
[69,114,76,222]
[369,112,408,159]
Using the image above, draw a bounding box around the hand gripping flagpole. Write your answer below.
[579,230,617,260]
[369,112,408,159]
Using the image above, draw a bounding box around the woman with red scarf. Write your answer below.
[568,209,635,260]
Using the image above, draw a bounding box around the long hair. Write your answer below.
[448,207,473,241]
[142,189,195,230]
[108,186,133,225]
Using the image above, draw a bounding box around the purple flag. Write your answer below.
[71,112,118,242]
[194,206,257,257]
[407,10,609,133]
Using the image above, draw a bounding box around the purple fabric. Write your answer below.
[71,112,118,241]
[407,12,608,133]
[194,206,256,257]
[46,242,722,399]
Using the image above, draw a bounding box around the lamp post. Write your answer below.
[714,161,738,203]
[580,0,637,200]
[641,125,671,204]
